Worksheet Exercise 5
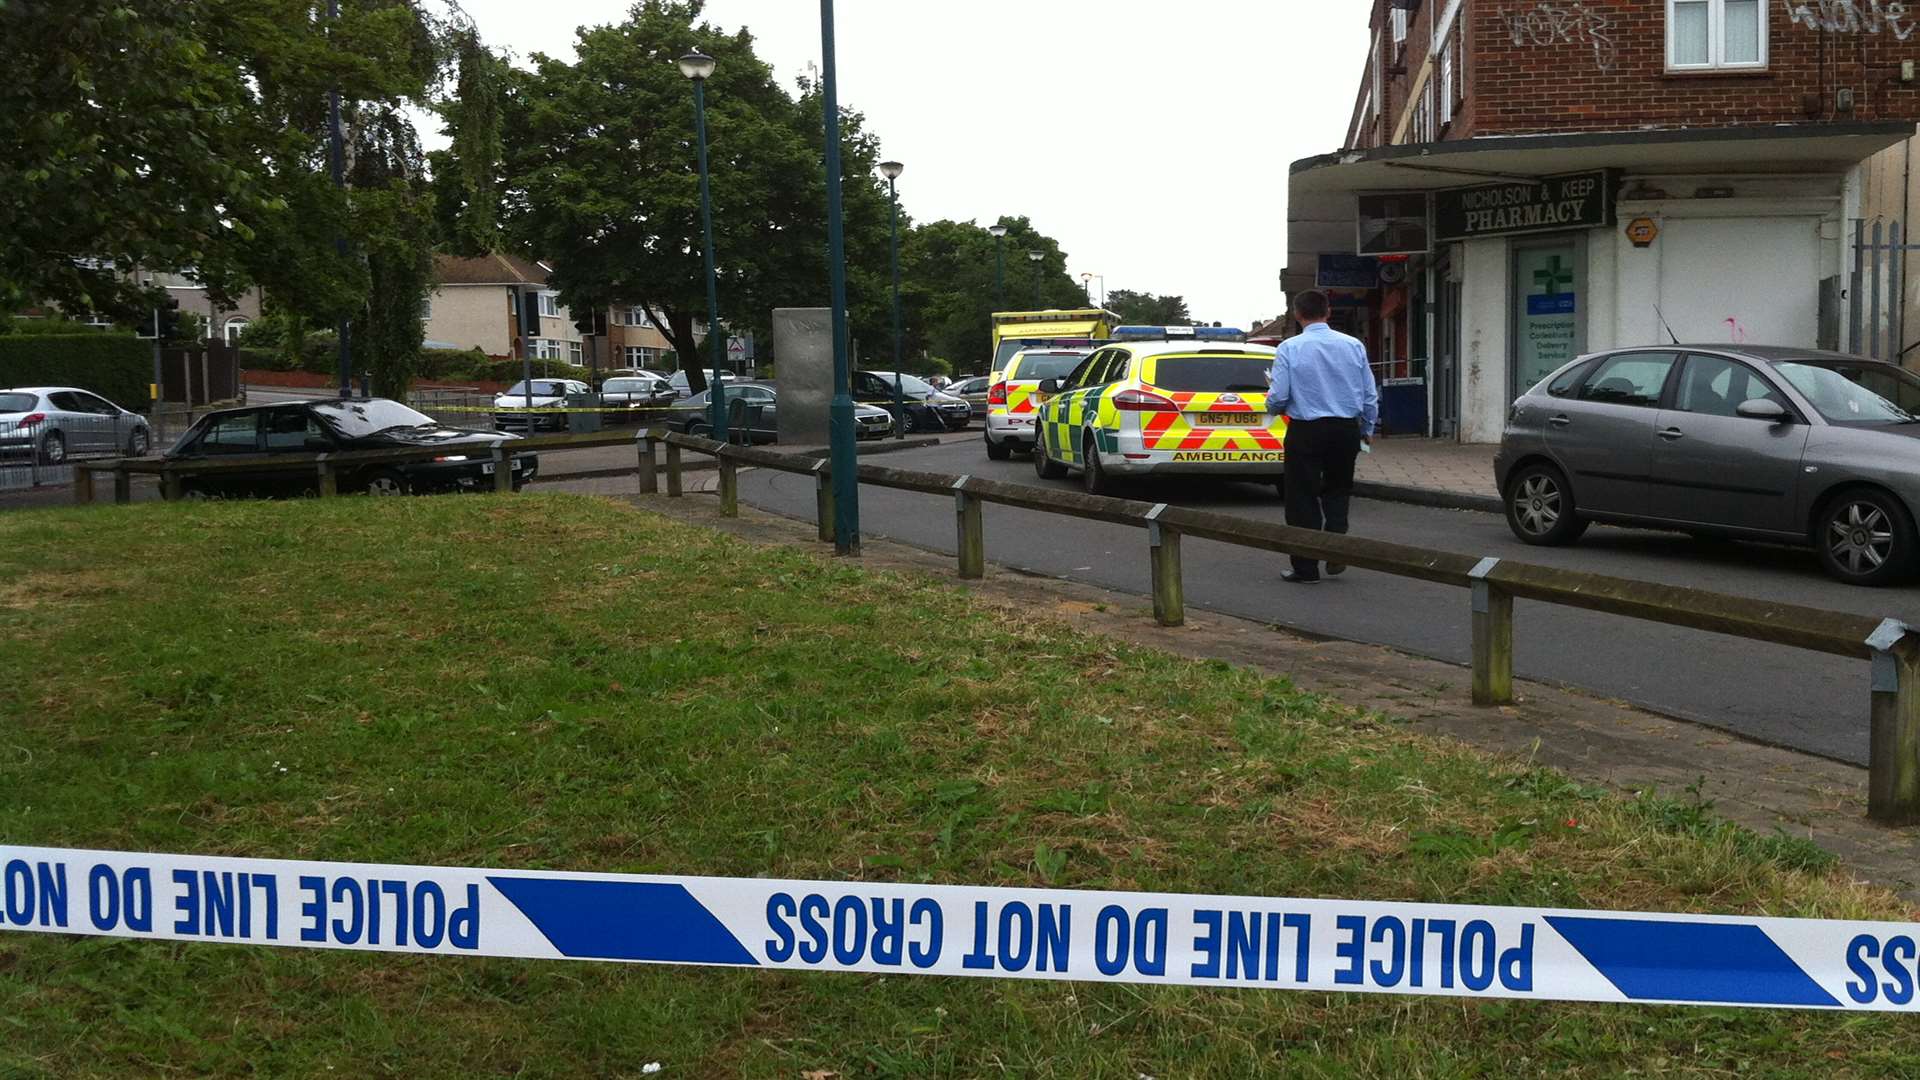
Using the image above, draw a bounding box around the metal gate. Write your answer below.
[1850,219,1920,362]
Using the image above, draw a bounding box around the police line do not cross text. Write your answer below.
[3,845,1918,1011]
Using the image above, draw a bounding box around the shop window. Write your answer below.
[1668,0,1765,71]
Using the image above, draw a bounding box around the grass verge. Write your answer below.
[1,494,1914,1078]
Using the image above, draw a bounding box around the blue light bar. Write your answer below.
[1112,325,1249,341]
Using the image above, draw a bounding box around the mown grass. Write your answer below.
[0,494,1914,1078]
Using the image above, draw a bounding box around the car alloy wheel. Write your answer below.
[1513,473,1561,537]
[1083,433,1114,496]
[1033,429,1067,479]
[1503,463,1587,547]
[365,469,411,496]
[127,428,149,456]
[1822,496,1906,584]
[39,431,65,465]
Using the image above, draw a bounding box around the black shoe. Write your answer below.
[1325,563,1347,576]
[1280,570,1321,584]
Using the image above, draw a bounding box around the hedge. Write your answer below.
[0,333,153,411]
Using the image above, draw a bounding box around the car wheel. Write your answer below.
[1034,430,1068,480]
[1817,488,1915,587]
[687,419,710,439]
[985,432,1011,461]
[38,430,65,465]
[897,409,920,436]
[126,428,149,457]
[1083,433,1116,496]
[1503,462,1588,546]
[364,468,412,497]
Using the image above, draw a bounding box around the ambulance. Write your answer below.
[983,347,1090,459]
[1028,326,1285,496]
[987,308,1119,375]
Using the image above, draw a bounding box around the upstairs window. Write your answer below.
[537,291,560,318]
[1668,0,1765,71]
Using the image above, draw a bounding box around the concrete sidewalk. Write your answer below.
[1355,436,1500,512]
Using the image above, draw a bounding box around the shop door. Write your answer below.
[1511,237,1587,399]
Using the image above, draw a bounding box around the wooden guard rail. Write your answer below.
[646,430,1920,826]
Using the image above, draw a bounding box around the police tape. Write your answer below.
[426,404,702,414]
[3,844,1916,1011]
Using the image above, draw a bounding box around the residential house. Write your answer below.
[423,254,692,371]
[1287,0,1920,441]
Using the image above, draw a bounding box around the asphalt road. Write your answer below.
[736,437,1920,767]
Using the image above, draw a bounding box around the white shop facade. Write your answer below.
[1284,123,1916,443]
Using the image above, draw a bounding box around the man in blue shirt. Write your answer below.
[1266,289,1378,583]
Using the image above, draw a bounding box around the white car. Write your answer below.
[492,379,588,432]
[0,385,153,464]
[667,369,742,398]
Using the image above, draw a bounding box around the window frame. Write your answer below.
[537,291,560,318]
[1666,0,1768,72]
[197,411,264,455]
[1672,351,1801,421]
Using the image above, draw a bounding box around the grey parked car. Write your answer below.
[0,386,153,464]
[1495,345,1920,586]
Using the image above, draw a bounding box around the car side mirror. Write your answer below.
[1038,378,1061,394]
[1736,399,1790,423]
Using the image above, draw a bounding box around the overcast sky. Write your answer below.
[452,0,1369,327]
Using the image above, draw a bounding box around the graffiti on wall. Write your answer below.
[1498,2,1619,72]
[1781,0,1918,39]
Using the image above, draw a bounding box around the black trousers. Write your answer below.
[1282,417,1362,576]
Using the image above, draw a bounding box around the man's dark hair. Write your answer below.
[1293,290,1331,322]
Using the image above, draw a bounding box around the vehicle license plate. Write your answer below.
[1196,412,1260,426]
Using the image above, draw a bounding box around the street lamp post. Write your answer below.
[326,0,352,398]
[879,160,907,439]
[1080,272,1093,306]
[1027,250,1044,309]
[988,224,1007,311]
[679,49,728,443]
[820,0,859,554]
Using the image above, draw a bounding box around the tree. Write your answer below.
[1105,289,1192,327]
[904,215,1086,375]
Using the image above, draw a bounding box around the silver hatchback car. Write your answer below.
[0,385,153,464]
[1494,346,1920,586]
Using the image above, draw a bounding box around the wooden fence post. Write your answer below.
[638,435,659,495]
[813,460,833,543]
[73,466,94,505]
[1469,557,1513,706]
[161,468,183,502]
[665,443,683,497]
[316,457,338,498]
[719,454,739,517]
[491,445,513,494]
[952,476,983,579]
[1868,619,1920,823]
[112,467,131,505]
[1146,504,1184,627]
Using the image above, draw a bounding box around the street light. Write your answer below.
[820,1,860,554]
[879,160,907,439]
[1027,249,1044,309]
[680,48,728,443]
[988,224,1007,311]
[1080,272,1093,306]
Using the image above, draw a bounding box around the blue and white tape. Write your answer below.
[3,845,1917,1010]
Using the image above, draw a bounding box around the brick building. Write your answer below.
[423,254,690,375]
[1287,0,1920,441]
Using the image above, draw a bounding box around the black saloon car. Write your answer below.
[164,398,538,498]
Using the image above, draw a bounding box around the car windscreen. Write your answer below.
[872,372,936,395]
[505,380,570,396]
[0,392,38,413]
[1774,362,1920,424]
[1147,353,1274,393]
[309,399,438,438]
[994,338,1092,370]
[1007,354,1085,382]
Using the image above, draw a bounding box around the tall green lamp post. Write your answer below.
[820,0,859,554]
[879,160,907,438]
[679,48,728,443]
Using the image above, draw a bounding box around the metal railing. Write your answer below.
[646,430,1920,827]
[68,425,1920,825]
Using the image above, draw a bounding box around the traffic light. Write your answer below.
[153,296,180,341]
